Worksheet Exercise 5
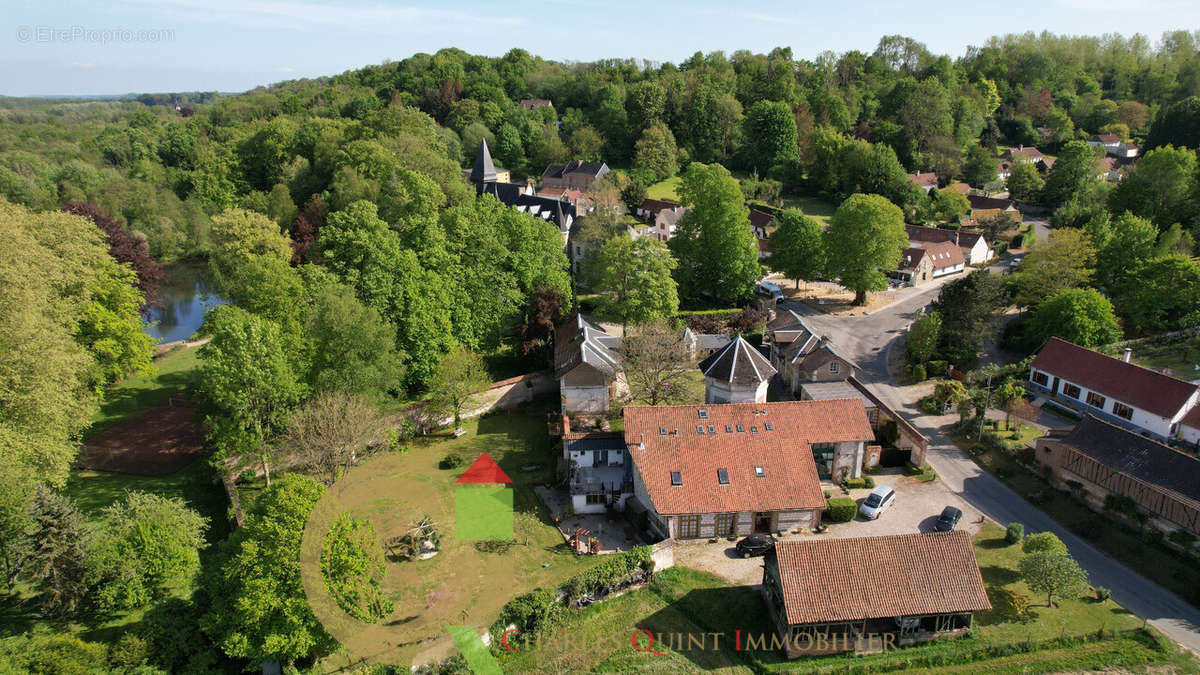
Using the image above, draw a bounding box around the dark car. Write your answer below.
[735,533,775,558]
[934,506,963,532]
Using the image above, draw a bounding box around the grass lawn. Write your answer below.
[301,401,602,668]
[646,176,681,201]
[490,527,1194,674]
[1103,334,1200,376]
[781,194,838,227]
[88,344,202,436]
[952,431,1200,609]
[628,369,707,407]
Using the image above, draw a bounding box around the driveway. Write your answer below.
[779,284,1200,654]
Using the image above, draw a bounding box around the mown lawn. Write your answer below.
[492,525,1193,674]
[88,344,202,436]
[646,176,681,201]
[781,194,838,227]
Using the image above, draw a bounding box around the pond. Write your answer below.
[143,262,229,343]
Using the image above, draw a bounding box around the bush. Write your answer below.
[1005,522,1025,544]
[864,476,875,489]
[987,586,1032,622]
[439,453,466,470]
[826,497,858,522]
[917,396,942,415]
[1103,494,1138,517]
[1168,529,1197,549]
[926,360,949,376]
[237,469,257,484]
[1011,232,1025,249]
[1022,531,1067,554]
[321,513,394,623]
[992,241,1009,255]
[910,364,927,381]
[843,477,867,489]
[1095,587,1111,602]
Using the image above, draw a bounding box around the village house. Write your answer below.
[625,399,876,540]
[1036,415,1200,537]
[943,182,971,195]
[1088,132,1123,154]
[632,198,687,242]
[761,532,990,658]
[1028,338,1200,442]
[749,208,777,259]
[562,433,631,514]
[542,160,610,191]
[469,141,577,240]
[965,194,1019,221]
[555,315,623,418]
[699,335,777,405]
[907,172,939,192]
[895,240,965,285]
[905,224,993,265]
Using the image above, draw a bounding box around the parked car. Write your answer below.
[934,506,962,532]
[756,281,784,303]
[858,486,896,520]
[735,533,775,558]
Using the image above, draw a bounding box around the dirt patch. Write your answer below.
[78,398,204,476]
[785,285,897,316]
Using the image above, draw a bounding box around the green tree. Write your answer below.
[1019,550,1089,607]
[743,101,799,172]
[824,193,908,305]
[1005,160,1044,203]
[320,513,392,623]
[963,145,999,187]
[1154,222,1195,258]
[767,209,826,289]
[907,311,942,365]
[197,306,307,487]
[1041,141,1099,207]
[202,474,337,667]
[993,379,1027,429]
[305,283,406,398]
[1022,531,1068,555]
[632,123,679,182]
[90,492,208,612]
[1010,228,1096,307]
[668,163,761,303]
[933,379,970,416]
[1097,213,1158,289]
[930,189,970,223]
[1145,96,1200,150]
[1026,288,1122,349]
[209,208,303,327]
[22,486,91,618]
[932,270,1007,367]
[426,349,490,429]
[0,474,33,593]
[283,391,389,485]
[494,123,525,171]
[1113,256,1200,335]
[588,235,679,330]
[1107,145,1197,232]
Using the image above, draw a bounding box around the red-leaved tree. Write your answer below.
[62,202,164,312]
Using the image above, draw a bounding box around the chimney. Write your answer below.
[1122,348,1132,363]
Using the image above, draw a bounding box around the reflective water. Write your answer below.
[143,263,229,342]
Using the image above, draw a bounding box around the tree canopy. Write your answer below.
[668,163,761,303]
[824,193,908,305]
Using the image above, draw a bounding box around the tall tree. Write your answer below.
[906,311,942,365]
[304,283,406,398]
[932,270,1007,367]
[632,123,679,182]
[963,145,999,188]
[1113,256,1200,335]
[743,100,800,172]
[620,322,695,406]
[766,209,826,289]
[201,474,337,668]
[1041,141,1099,207]
[1097,213,1158,289]
[1145,96,1200,150]
[588,235,679,330]
[197,305,307,487]
[1026,288,1122,349]
[519,285,568,361]
[22,486,92,618]
[0,475,33,593]
[824,193,908,305]
[1005,160,1044,203]
[1107,146,1197,232]
[1010,228,1096,307]
[62,202,165,312]
[668,163,761,303]
[283,392,388,484]
[426,349,490,429]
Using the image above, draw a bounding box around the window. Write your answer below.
[725,425,733,433]
[754,466,765,477]
[736,424,745,432]
[830,362,839,374]
[1062,383,1081,399]
[670,471,682,486]
[698,408,708,420]
[696,425,705,434]
[1032,371,1049,386]
[714,513,736,536]
[750,426,758,433]
[678,515,701,538]
[708,425,715,434]
[717,468,729,485]
[764,422,773,431]
[1086,392,1106,409]
[586,494,605,505]
[659,427,667,436]
[1113,402,1134,420]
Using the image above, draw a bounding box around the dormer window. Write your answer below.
[764,422,774,431]
[717,468,729,485]
[736,424,745,432]
[659,427,667,436]
[755,466,765,477]
[698,409,708,420]
[670,471,682,486]
[830,362,839,374]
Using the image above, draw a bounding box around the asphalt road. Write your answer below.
[780,281,1200,654]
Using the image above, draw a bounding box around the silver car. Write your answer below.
[858,485,895,520]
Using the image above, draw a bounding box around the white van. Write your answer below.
[756,281,784,303]
[858,485,896,520]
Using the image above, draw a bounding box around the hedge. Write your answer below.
[926,360,948,377]
[910,364,927,381]
[843,477,867,489]
[826,497,858,522]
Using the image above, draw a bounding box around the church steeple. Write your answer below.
[470,139,498,184]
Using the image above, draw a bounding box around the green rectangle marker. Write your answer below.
[455,486,513,541]
[447,625,502,674]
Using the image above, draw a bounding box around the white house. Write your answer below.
[564,435,631,514]
[699,336,776,404]
[1088,134,1139,159]
[1028,338,1200,442]
[905,225,993,266]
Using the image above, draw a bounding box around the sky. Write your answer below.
[2,0,1198,97]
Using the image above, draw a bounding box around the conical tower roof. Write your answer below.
[470,139,498,183]
[698,335,777,386]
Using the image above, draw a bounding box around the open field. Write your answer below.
[781,194,838,227]
[88,344,202,436]
[646,176,681,201]
[494,524,1193,673]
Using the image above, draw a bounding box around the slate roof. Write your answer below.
[770,532,990,625]
[905,225,987,250]
[554,314,622,379]
[565,435,627,454]
[625,400,874,515]
[908,172,938,187]
[1057,415,1200,504]
[543,160,609,181]
[768,311,853,370]
[1031,338,1199,419]
[966,194,1017,212]
[800,381,873,408]
[470,139,498,183]
[699,336,777,386]
[909,240,965,270]
[900,247,929,271]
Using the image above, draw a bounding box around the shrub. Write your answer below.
[917,396,942,415]
[826,497,858,522]
[822,490,831,499]
[1011,232,1025,249]
[1022,531,1067,554]
[1103,494,1138,517]
[987,586,1032,622]
[992,241,1009,255]
[910,364,927,381]
[1168,529,1197,549]
[1005,522,1025,544]
[864,476,875,489]
[237,469,257,484]
[926,360,949,376]
[321,513,394,623]
[439,453,465,470]
[843,477,867,489]
[1095,587,1111,602]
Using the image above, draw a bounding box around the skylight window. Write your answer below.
[750,426,758,433]
[698,408,708,420]
[708,425,716,434]
[736,424,745,432]
[725,425,733,433]
[764,422,774,431]
[696,425,705,434]
[670,471,682,486]
[755,466,765,477]
[717,468,729,485]
[659,427,667,436]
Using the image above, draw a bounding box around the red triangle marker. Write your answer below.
[456,452,512,484]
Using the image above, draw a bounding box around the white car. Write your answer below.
[756,281,784,303]
[858,485,896,520]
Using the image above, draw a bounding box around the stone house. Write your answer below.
[766,311,856,392]
[555,315,623,417]
[542,160,610,191]
[699,336,776,404]
[905,224,993,265]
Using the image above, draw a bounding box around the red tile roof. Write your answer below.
[1031,337,1199,418]
[625,400,873,515]
[908,172,938,187]
[911,239,965,270]
[771,532,990,625]
[1006,146,1044,160]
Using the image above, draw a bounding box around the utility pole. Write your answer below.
[977,366,996,441]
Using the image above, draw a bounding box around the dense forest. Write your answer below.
[3,30,1200,673]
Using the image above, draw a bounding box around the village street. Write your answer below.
[780,280,1200,654]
